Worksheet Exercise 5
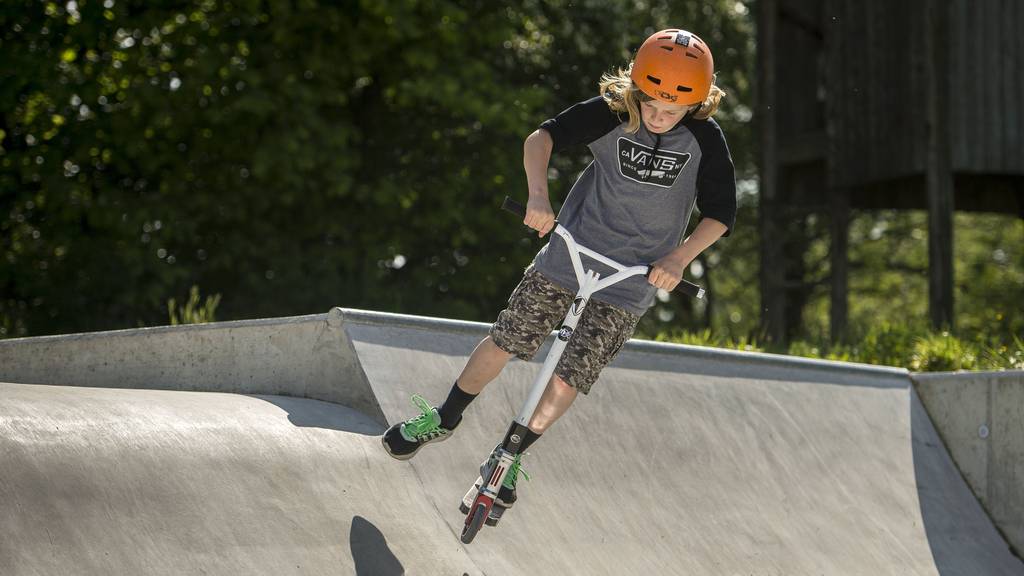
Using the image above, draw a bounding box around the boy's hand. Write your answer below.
[525,196,556,237]
[648,254,691,291]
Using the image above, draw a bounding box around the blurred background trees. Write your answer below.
[2,0,1020,367]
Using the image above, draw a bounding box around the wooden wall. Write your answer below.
[759,0,1023,340]
[949,0,1024,174]
[827,0,1024,188]
[825,0,928,188]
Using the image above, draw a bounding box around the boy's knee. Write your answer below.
[550,374,578,397]
[483,335,514,359]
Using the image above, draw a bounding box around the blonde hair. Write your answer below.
[598,63,725,133]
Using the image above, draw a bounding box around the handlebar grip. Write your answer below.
[645,265,706,299]
[501,196,527,218]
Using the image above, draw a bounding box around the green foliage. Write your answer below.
[655,323,1023,372]
[787,340,856,362]
[167,285,221,325]
[0,0,1019,367]
[798,210,1024,347]
[0,0,755,338]
[952,212,1024,343]
[909,332,976,372]
[652,327,763,353]
[979,336,1024,370]
[849,322,920,367]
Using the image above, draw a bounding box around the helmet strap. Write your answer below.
[681,103,701,122]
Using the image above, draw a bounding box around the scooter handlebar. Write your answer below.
[645,265,705,299]
[501,196,529,219]
[502,196,706,299]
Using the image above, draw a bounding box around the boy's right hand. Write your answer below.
[524,196,556,238]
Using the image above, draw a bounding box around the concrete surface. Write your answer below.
[0,382,476,576]
[913,371,1024,557]
[1,308,1022,575]
[0,309,383,423]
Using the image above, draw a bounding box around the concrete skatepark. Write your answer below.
[1,307,1022,575]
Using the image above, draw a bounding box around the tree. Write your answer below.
[1,0,757,337]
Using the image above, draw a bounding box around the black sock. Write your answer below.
[520,429,542,453]
[437,381,477,429]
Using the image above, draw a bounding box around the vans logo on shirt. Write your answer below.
[616,137,690,188]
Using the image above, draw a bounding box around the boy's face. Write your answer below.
[640,99,693,134]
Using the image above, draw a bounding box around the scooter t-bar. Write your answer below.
[500,196,706,299]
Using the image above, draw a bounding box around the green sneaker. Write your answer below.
[460,448,530,525]
[381,394,459,461]
[501,452,530,495]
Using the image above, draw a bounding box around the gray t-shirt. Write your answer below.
[532,96,736,315]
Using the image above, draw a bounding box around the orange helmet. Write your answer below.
[630,29,714,106]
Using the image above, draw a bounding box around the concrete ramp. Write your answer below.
[1,382,479,575]
[345,310,1023,575]
[1,308,1022,575]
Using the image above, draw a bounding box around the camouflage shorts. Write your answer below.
[489,267,641,394]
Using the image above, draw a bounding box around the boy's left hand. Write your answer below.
[648,254,692,292]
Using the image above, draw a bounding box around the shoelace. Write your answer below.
[403,394,440,439]
[503,454,531,488]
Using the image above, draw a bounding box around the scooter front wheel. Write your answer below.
[461,501,489,544]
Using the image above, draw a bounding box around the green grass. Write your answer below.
[167,286,222,326]
[651,323,1024,372]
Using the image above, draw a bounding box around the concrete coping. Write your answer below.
[913,370,1024,381]
[338,307,910,380]
[0,311,333,342]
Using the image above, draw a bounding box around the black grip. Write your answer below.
[501,196,527,218]
[645,266,706,299]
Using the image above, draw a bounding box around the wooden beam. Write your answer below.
[925,0,955,330]
[830,187,849,342]
[823,0,847,342]
[758,0,787,343]
[778,131,827,166]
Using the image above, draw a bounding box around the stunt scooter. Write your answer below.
[459,196,705,544]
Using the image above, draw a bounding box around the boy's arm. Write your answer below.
[523,129,556,237]
[523,96,621,238]
[648,218,728,291]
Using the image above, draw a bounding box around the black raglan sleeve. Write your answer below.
[691,118,737,236]
[538,96,623,153]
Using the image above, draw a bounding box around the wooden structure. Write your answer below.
[757,0,1024,342]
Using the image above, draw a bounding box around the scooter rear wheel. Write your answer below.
[461,501,488,544]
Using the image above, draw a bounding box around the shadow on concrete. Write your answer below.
[252,394,385,436]
[910,389,1024,575]
[350,515,404,575]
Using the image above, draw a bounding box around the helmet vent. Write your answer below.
[660,46,674,52]
[657,35,673,40]
[686,52,699,59]
[646,75,662,85]
[692,43,706,54]
[676,85,693,93]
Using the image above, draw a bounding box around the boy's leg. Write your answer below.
[527,297,640,434]
[454,336,513,395]
[480,300,640,524]
[434,336,512,430]
[383,267,570,461]
[443,266,574,420]
[527,374,578,434]
[469,375,568,525]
